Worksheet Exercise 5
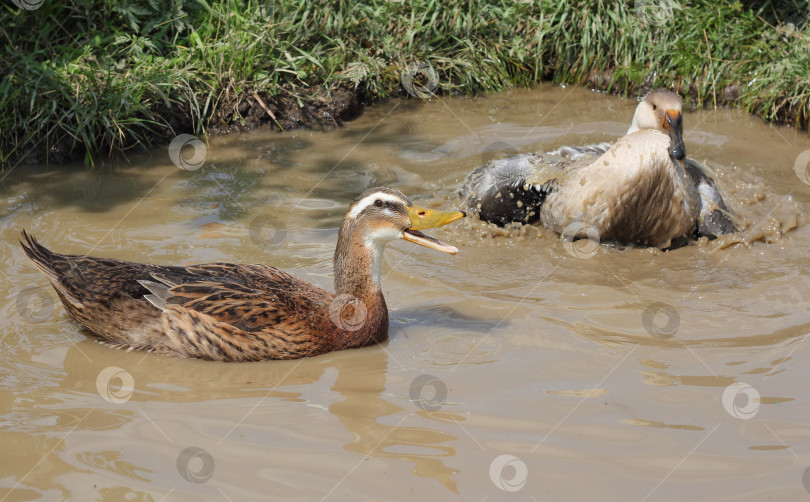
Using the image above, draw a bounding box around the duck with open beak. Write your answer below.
[20,187,466,361]
[402,205,465,254]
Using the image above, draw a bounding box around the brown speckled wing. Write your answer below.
[161,279,325,332]
[149,266,338,360]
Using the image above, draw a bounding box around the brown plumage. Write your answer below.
[20,187,464,361]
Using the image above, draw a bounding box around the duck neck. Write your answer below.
[627,114,640,135]
[331,220,389,349]
[333,220,384,299]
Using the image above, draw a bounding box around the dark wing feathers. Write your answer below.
[460,154,559,227]
[684,159,736,239]
[21,231,329,336]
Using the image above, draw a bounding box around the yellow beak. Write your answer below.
[402,205,465,254]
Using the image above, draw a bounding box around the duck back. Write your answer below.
[541,129,698,247]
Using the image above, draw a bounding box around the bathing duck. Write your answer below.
[20,187,465,361]
[460,89,735,247]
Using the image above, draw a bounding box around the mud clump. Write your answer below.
[210,85,365,135]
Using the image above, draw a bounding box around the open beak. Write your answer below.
[402,205,465,254]
[662,110,686,160]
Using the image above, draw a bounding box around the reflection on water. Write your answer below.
[328,349,460,493]
[2,85,810,500]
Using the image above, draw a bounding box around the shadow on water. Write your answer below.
[1,165,155,214]
[0,134,317,218]
[44,343,464,493]
[328,348,460,493]
[392,304,503,334]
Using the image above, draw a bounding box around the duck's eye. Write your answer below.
[652,104,657,110]
[374,199,383,208]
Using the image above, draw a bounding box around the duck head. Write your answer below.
[335,187,465,293]
[345,187,465,254]
[627,89,686,161]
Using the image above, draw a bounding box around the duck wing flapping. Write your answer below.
[684,159,736,239]
[546,142,612,160]
[460,141,612,228]
[460,153,560,227]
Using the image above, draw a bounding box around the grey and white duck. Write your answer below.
[460,89,735,248]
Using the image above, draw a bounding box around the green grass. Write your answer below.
[1,0,809,167]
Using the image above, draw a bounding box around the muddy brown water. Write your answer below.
[2,85,810,501]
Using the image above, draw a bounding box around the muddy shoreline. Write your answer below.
[21,77,808,167]
[155,75,810,151]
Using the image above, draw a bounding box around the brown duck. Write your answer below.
[21,187,465,361]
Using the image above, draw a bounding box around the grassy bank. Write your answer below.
[1,0,808,167]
